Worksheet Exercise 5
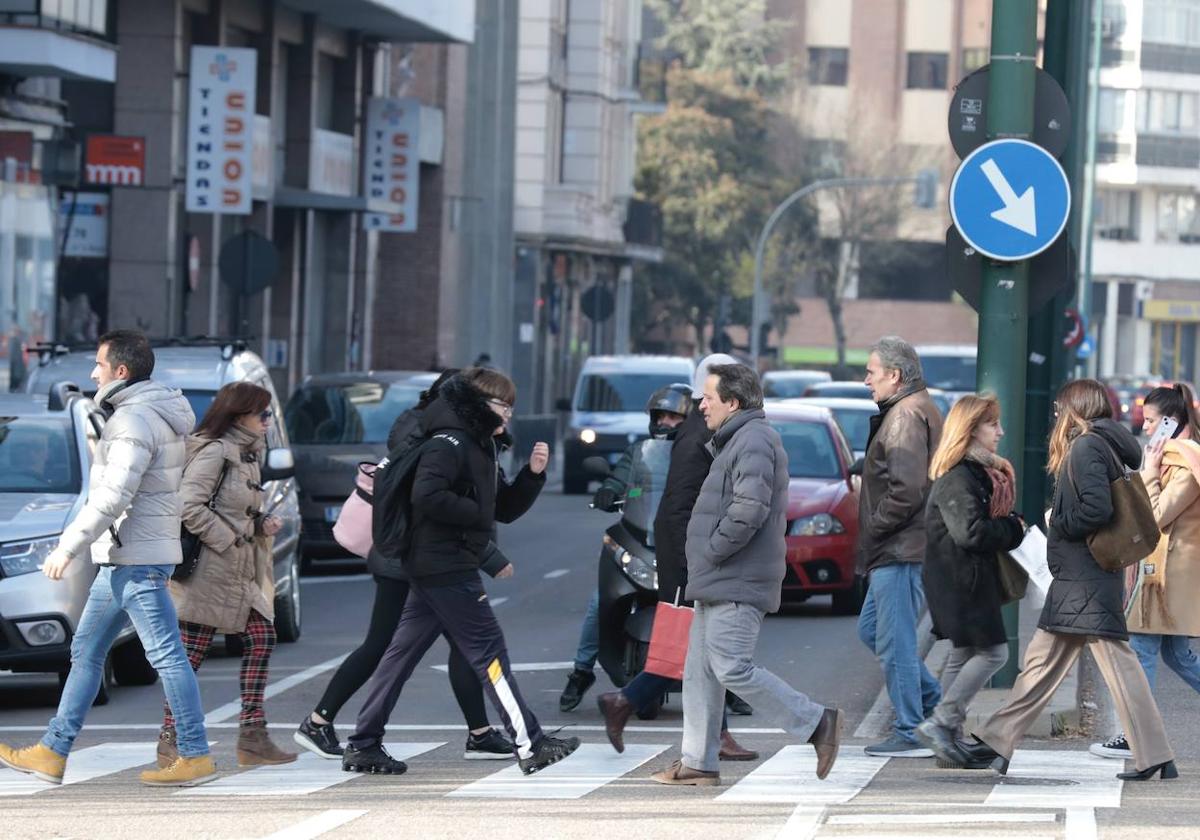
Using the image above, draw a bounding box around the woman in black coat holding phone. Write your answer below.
[916,394,1025,766]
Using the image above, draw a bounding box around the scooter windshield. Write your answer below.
[621,438,673,547]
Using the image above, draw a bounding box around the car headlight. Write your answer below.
[604,534,657,589]
[787,514,846,537]
[579,428,597,444]
[0,537,59,577]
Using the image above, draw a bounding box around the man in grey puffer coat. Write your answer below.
[0,331,216,788]
[650,363,843,786]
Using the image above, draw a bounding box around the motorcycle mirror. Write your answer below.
[261,447,296,482]
[582,456,611,479]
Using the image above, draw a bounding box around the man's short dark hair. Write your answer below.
[709,363,763,411]
[98,330,155,380]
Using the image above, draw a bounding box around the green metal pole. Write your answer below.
[980,0,1039,688]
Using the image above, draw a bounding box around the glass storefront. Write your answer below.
[0,179,57,390]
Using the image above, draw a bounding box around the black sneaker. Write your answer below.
[725,691,753,716]
[559,669,596,712]
[342,743,408,775]
[518,734,581,776]
[465,728,516,760]
[1090,733,1132,760]
[294,718,343,759]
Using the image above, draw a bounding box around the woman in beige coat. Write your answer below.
[1092,383,1200,761]
[157,382,297,768]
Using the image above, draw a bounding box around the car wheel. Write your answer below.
[60,654,115,706]
[112,637,159,686]
[275,552,302,643]
[831,575,867,616]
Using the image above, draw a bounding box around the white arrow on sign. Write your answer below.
[980,158,1037,237]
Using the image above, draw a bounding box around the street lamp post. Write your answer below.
[750,171,938,368]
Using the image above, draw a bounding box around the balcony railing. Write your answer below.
[0,0,111,40]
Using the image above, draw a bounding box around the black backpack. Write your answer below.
[370,431,465,562]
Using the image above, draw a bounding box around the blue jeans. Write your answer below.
[1130,632,1200,693]
[572,590,600,673]
[42,564,209,758]
[857,563,941,742]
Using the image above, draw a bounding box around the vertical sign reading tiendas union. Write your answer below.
[363,97,420,232]
[186,46,257,214]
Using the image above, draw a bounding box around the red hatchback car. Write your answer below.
[763,403,864,614]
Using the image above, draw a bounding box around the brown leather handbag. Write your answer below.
[1067,436,1160,572]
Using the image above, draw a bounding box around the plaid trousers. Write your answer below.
[163,609,277,728]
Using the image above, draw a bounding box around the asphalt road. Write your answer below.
[1,488,1199,839]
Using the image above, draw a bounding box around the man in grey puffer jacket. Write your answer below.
[0,331,216,788]
[650,364,843,787]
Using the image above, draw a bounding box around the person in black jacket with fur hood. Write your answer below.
[345,368,581,776]
[964,380,1177,782]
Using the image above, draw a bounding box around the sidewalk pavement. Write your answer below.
[855,588,1080,740]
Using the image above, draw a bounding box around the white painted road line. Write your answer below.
[1065,807,1098,840]
[828,835,1055,840]
[775,806,824,840]
[718,747,888,805]
[827,812,1059,826]
[432,660,574,674]
[446,743,668,799]
[205,653,350,724]
[0,742,155,796]
[180,743,444,797]
[543,569,570,579]
[984,750,1122,810]
[0,722,787,734]
[258,809,368,840]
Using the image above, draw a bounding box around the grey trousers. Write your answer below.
[931,643,1008,730]
[681,601,825,772]
[976,629,1175,771]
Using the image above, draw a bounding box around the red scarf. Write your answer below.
[968,444,1016,517]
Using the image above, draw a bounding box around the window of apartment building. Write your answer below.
[1137,88,1200,133]
[1097,88,1132,133]
[1157,191,1200,242]
[807,47,848,86]
[906,52,948,89]
[1094,189,1139,240]
[1143,0,1200,46]
[961,47,988,74]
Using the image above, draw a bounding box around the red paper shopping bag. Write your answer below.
[643,588,694,680]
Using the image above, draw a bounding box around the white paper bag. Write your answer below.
[1010,526,1053,607]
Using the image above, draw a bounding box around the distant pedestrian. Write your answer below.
[649,363,842,786]
[295,369,515,763]
[343,368,580,776]
[159,383,297,769]
[966,379,1176,781]
[857,336,944,757]
[1092,384,1200,761]
[916,394,1025,767]
[0,331,215,787]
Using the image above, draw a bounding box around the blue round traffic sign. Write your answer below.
[949,138,1071,262]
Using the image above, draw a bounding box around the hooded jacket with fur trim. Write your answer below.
[403,377,545,585]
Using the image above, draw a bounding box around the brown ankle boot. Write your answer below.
[719,729,759,761]
[596,692,634,753]
[237,723,298,767]
[157,726,178,769]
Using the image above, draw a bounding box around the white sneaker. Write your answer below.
[1089,733,1132,759]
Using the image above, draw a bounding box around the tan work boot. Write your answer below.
[237,722,298,767]
[650,759,720,786]
[156,726,178,769]
[140,755,217,787]
[0,742,66,784]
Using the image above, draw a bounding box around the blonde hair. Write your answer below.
[1047,379,1113,476]
[929,394,1001,480]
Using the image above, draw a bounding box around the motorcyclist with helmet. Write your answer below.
[558,384,692,712]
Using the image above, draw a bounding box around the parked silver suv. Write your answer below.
[24,339,303,645]
[0,383,157,703]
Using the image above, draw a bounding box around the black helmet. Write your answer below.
[646,384,692,418]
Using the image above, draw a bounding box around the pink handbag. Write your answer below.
[643,588,694,680]
[332,463,376,558]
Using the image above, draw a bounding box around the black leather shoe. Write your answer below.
[1118,760,1178,781]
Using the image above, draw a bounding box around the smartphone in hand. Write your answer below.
[1148,414,1180,449]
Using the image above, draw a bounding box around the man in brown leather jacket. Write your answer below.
[856,336,945,757]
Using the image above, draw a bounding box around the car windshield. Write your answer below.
[921,355,977,392]
[830,408,875,453]
[285,382,425,444]
[0,418,81,493]
[575,373,685,412]
[764,374,827,399]
[769,420,843,479]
